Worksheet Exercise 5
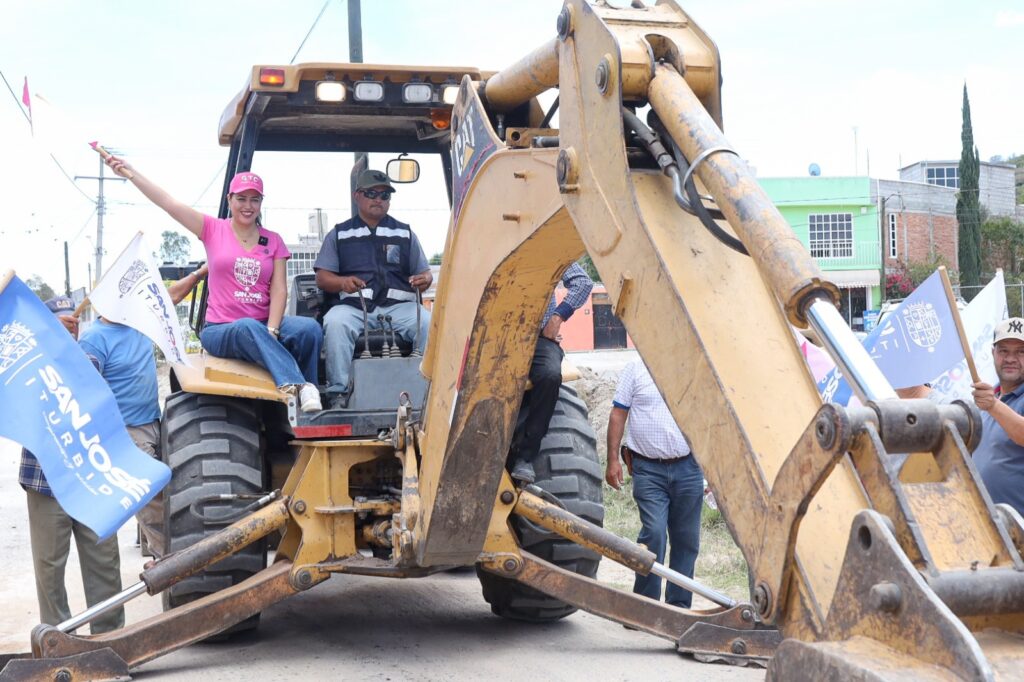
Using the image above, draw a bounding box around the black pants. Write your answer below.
[515,336,564,463]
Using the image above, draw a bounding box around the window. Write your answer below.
[286,248,318,278]
[925,166,959,188]
[808,213,854,258]
[888,213,898,259]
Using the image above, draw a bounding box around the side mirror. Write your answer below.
[387,155,420,183]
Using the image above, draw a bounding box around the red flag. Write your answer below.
[21,77,32,135]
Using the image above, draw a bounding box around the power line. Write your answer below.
[190,161,228,207]
[68,206,99,245]
[291,0,332,64]
[0,68,31,126]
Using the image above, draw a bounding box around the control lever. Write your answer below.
[384,315,401,357]
[411,290,423,358]
[377,314,391,357]
[358,291,372,359]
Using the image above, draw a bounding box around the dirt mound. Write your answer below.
[568,366,621,463]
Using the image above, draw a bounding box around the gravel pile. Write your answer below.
[568,365,622,463]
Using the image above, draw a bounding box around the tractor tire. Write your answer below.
[478,384,604,622]
[160,392,268,634]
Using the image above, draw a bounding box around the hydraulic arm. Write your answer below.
[417,0,1024,678]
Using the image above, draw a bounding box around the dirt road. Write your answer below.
[0,436,762,681]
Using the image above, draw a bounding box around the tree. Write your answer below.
[956,84,983,294]
[982,217,1024,275]
[159,230,191,265]
[429,252,443,265]
[578,254,601,283]
[26,274,55,302]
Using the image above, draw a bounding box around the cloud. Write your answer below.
[995,10,1024,27]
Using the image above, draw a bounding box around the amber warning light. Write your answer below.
[431,109,451,130]
[259,68,286,86]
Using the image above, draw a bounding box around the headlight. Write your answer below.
[353,81,384,102]
[403,83,434,104]
[315,81,345,102]
[441,85,459,105]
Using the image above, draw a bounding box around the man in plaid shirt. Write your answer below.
[20,273,196,632]
[605,358,703,608]
[19,296,125,633]
[509,262,593,484]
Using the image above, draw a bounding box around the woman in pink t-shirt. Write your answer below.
[104,157,322,412]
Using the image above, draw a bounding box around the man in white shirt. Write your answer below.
[605,359,703,608]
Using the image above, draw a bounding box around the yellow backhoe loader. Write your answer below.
[3,1,1023,679]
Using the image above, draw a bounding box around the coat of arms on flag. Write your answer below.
[0,321,37,373]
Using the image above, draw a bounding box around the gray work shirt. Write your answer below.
[974,384,1024,514]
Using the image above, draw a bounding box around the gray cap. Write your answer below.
[44,295,74,314]
[355,169,396,192]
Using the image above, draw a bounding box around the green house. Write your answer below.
[759,176,881,330]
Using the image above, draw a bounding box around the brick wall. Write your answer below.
[884,211,958,272]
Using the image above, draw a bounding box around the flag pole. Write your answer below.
[0,269,15,296]
[938,266,981,384]
[73,296,91,318]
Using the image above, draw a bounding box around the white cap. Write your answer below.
[994,318,1024,344]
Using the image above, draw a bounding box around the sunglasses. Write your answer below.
[360,189,392,200]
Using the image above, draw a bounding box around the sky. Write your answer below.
[1,0,1021,295]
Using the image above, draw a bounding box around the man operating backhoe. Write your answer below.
[315,169,433,408]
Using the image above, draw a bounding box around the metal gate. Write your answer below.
[592,293,627,349]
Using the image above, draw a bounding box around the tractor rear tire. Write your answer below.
[478,384,604,621]
[160,392,268,634]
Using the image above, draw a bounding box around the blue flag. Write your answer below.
[0,275,170,539]
[819,270,964,402]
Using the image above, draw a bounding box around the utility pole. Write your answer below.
[64,241,71,296]
[349,0,367,216]
[852,126,859,175]
[348,0,363,63]
[76,154,125,280]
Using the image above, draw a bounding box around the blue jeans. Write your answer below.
[200,316,322,388]
[322,301,430,394]
[631,454,703,607]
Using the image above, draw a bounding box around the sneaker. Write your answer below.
[299,383,322,413]
[329,392,350,410]
[510,459,536,484]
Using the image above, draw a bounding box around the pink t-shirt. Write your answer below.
[201,215,291,324]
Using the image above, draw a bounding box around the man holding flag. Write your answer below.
[6,260,202,632]
[73,261,206,556]
[17,295,127,633]
[818,269,970,406]
[972,318,1024,516]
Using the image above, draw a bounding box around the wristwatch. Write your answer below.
[267,326,280,337]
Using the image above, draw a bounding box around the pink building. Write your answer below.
[555,284,634,352]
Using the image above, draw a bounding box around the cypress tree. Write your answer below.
[957,84,983,292]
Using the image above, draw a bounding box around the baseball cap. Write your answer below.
[355,169,396,192]
[44,295,74,314]
[228,172,264,196]
[993,318,1024,344]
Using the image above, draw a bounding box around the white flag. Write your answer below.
[929,270,1007,404]
[89,232,193,366]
